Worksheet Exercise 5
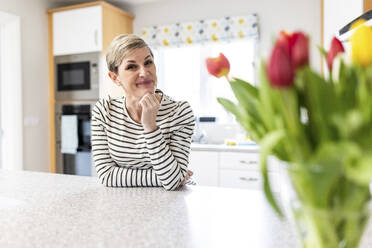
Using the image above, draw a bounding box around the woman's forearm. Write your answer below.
[143,128,189,191]
[94,159,161,187]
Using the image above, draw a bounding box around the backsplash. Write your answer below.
[192,122,245,144]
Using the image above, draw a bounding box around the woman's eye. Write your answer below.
[145,60,153,66]
[126,64,137,70]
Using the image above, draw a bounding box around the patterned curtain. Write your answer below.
[140,14,259,48]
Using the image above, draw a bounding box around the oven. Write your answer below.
[55,101,96,176]
[55,52,100,100]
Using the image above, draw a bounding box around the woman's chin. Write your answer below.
[138,86,155,96]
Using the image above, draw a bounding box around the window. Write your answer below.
[153,39,257,123]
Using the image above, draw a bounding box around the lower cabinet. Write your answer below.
[189,150,281,192]
[188,151,219,187]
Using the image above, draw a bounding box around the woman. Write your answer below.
[91,34,195,191]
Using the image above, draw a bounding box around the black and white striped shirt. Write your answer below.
[91,91,195,191]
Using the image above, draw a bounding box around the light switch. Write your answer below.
[24,116,40,127]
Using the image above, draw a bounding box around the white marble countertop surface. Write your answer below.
[1,169,372,248]
[191,143,259,152]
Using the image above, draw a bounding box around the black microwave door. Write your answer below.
[57,61,90,91]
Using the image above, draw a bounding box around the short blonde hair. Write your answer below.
[106,34,153,73]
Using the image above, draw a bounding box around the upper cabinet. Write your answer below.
[53,6,102,55]
[49,1,134,56]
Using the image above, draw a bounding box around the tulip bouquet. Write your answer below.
[206,20,372,248]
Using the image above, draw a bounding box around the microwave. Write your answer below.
[55,52,100,100]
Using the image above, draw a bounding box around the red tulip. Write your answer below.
[277,31,309,69]
[205,53,230,78]
[277,31,292,48]
[327,37,345,70]
[268,41,294,87]
[290,32,309,69]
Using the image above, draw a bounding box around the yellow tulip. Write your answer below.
[350,19,372,66]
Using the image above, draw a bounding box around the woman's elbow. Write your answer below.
[162,180,181,191]
[98,174,112,187]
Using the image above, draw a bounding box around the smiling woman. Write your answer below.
[91,34,195,190]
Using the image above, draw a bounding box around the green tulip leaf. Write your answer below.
[260,129,285,218]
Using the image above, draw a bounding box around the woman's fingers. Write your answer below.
[148,93,160,106]
[140,93,159,109]
[181,175,190,186]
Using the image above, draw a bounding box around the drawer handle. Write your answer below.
[239,160,258,165]
[239,177,259,182]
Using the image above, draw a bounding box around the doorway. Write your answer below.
[0,11,23,170]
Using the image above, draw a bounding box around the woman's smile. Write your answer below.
[136,79,153,87]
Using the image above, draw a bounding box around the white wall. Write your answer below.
[0,0,54,172]
[130,0,322,71]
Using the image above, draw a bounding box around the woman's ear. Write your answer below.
[108,71,121,86]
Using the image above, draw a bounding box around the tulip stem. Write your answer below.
[224,75,231,83]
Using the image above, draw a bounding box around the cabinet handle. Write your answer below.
[239,177,258,182]
[94,30,98,46]
[239,160,258,165]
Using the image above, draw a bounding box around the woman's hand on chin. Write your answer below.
[139,93,160,132]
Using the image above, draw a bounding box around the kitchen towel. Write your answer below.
[61,115,78,154]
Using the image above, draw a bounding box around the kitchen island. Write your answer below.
[1,169,371,248]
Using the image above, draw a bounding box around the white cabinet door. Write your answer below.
[53,6,102,55]
[188,151,219,187]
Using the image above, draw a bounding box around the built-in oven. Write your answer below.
[55,101,96,176]
[55,52,100,100]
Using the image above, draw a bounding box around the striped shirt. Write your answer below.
[91,91,195,191]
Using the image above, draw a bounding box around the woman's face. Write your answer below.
[113,47,157,99]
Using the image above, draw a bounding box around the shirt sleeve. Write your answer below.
[91,100,161,187]
[143,101,195,191]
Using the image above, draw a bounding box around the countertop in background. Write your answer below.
[191,143,259,152]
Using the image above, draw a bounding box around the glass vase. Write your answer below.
[291,200,370,248]
[281,163,371,248]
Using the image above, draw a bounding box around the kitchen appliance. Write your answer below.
[55,101,96,176]
[55,52,100,100]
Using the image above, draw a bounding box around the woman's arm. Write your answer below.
[143,101,195,191]
[91,102,161,187]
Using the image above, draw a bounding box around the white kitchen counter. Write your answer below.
[191,143,259,152]
[1,169,372,248]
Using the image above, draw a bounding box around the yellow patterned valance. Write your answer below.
[140,14,259,48]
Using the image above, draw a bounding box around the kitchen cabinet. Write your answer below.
[321,0,371,73]
[189,149,280,192]
[50,2,134,56]
[188,151,219,187]
[322,0,371,58]
[47,1,134,173]
[53,6,102,55]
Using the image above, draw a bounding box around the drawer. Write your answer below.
[219,152,278,172]
[219,169,280,192]
[220,152,260,171]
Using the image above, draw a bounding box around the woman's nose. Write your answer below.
[139,66,147,77]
